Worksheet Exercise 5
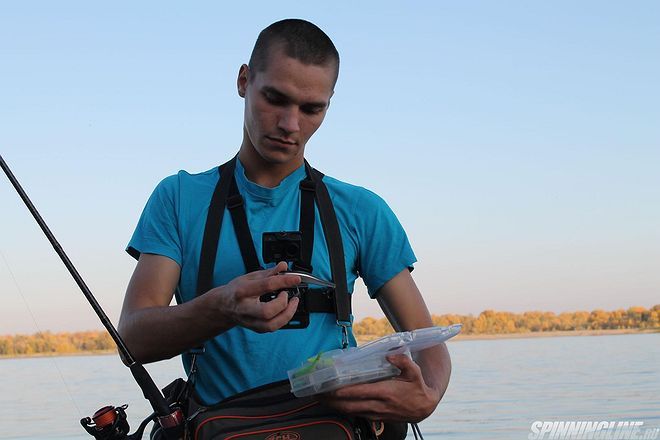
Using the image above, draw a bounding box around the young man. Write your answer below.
[119,19,450,424]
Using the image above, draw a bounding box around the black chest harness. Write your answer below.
[194,156,352,345]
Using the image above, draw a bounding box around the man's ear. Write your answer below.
[327,90,335,110]
[237,64,249,98]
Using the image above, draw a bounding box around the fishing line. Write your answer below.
[0,247,83,419]
[411,422,425,440]
[2,153,185,438]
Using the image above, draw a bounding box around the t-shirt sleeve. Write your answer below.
[126,175,182,266]
[354,188,417,298]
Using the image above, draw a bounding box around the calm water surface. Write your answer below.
[1,333,658,439]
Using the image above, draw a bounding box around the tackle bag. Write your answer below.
[153,379,407,440]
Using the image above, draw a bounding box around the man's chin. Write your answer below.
[257,147,303,165]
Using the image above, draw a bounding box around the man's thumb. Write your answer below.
[386,353,419,380]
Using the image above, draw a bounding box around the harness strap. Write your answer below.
[228,176,262,273]
[294,178,316,273]
[305,161,352,329]
[196,157,236,296]
[304,288,335,313]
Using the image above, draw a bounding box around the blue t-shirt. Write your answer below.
[127,159,416,404]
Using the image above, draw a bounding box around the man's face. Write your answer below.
[238,45,336,166]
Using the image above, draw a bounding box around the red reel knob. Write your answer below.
[92,406,117,429]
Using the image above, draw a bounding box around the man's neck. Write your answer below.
[237,143,304,188]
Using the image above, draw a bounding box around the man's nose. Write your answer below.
[278,106,300,134]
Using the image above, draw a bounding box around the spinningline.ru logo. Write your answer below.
[528,421,659,440]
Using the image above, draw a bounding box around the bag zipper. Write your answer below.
[223,420,353,440]
[194,401,319,439]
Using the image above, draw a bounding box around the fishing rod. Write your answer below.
[0,154,184,440]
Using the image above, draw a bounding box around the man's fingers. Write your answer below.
[258,291,293,319]
[263,261,289,277]
[244,296,299,332]
[386,354,422,382]
[229,261,303,332]
[270,295,299,327]
[329,380,395,400]
[246,261,289,280]
[235,263,302,298]
[234,275,301,300]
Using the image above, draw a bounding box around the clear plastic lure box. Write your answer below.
[288,324,462,397]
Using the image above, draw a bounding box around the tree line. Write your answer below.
[353,305,660,339]
[1,305,658,356]
[0,330,115,356]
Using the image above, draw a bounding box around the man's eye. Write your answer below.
[301,106,323,115]
[264,93,285,105]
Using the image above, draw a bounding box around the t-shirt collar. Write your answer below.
[234,158,307,202]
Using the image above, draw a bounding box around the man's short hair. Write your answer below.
[248,19,340,85]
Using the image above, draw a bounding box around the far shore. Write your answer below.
[448,327,659,342]
[356,327,658,344]
[0,349,116,360]
[2,328,657,360]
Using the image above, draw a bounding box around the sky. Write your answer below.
[1,1,659,334]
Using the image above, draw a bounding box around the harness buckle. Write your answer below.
[337,320,351,349]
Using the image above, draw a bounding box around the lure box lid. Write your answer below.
[288,324,461,397]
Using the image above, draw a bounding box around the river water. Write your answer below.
[1,333,658,439]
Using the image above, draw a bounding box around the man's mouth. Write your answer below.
[266,136,297,146]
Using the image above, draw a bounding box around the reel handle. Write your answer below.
[81,405,130,440]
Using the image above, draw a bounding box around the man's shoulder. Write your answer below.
[153,166,220,193]
[320,170,370,195]
[320,172,388,209]
[174,166,219,183]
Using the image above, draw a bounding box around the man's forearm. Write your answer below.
[415,342,452,400]
[118,292,234,363]
[118,261,302,363]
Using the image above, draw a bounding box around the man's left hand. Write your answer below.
[320,353,440,423]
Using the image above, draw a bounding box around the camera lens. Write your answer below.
[285,243,300,258]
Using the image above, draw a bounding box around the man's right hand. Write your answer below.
[119,256,303,363]
[210,261,302,333]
